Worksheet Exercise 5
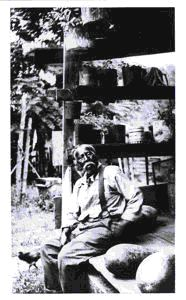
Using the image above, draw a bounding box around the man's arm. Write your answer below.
[114,170,143,222]
[60,179,82,247]
[107,167,144,238]
[60,227,71,246]
[61,179,81,229]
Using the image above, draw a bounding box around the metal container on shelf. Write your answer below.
[106,125,126,143]
[128,126,144,144]
[79,65,97,86]
[97,68,118,87]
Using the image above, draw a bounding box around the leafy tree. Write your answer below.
[11,8,62,132]
[11,7,83,129]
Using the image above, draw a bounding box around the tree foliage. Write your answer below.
[11,8,65,133]
[11,8,85,133]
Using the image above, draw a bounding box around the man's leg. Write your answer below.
[40,238,62,293]
[58,219,113,293]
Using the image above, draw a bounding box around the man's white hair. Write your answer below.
[73,144,96,159]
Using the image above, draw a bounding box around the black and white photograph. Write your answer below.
[0,0,180,295]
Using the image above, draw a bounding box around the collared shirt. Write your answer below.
[62,165,143,228]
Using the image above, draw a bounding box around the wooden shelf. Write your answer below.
[28,42,174,68]
[27,8,174,65]
[74,86,175,101]
[67,40,174,62]
[26,48,63,67]
[93,142,175,158]
[25,8,174,76]
[67,8,174,61]
[52,86,175,102]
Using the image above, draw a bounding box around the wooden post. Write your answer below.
[61,9,110,176]
[62,34,73,177]
[145,156,149,185]
[129,157,135,182]
[16,93,27,203]
[62,31,82,177]
[22,117,32,196]
[123,157,130,178]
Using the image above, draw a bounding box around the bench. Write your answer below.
[87,215,175,293]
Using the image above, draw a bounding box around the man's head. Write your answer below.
[73,144,98,177]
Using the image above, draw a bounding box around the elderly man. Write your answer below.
[41,144,157,293]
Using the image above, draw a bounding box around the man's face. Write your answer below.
[74,145,98,177]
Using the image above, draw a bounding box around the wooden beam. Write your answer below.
[62,33,82,176]
[74,86,175,101]
[67,44,174,62]
[145,156,149,185]
[27,6,174,66]
[28,42,174,67]
[52,86,175,103]
[93,142,175,159]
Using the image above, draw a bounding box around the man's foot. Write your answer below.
[44,288,63,293]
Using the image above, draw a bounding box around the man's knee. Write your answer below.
[58,240,87,272]
[40,243,49,260]
[58,243,72,271]
[40,241,59,264]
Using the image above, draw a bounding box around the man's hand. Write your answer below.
[60,228,71,246]
[110,219,132,239]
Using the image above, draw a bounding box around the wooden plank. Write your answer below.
[75,8,174,60]
[55,86,175,102]
[29,43,174,67]
[65,7,174,61]
[88,265,118,293]
[67,40,174,62]
[27,8,174,64]
[93,142,175,158]
[133,216,175,246]
[62,35,80,176]
[145,156,149,185]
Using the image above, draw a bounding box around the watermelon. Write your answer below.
[104,243,156,278]
[136,247,175,293]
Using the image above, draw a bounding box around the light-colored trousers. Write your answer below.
[41,213,156,293]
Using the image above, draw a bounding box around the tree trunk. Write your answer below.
[22,117,32,196]
[15,93,27,203]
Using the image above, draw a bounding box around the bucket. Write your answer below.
[122,65,147,87]
[106,125,126,143]
[79,65,97,86]
[75,123,101,144]
[97,68,118,87]
[128,127,144,144]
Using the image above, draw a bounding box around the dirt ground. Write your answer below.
[11,186,60,293]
